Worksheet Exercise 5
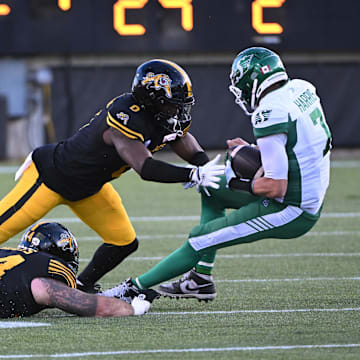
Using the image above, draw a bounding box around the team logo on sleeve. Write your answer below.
[116,111,130,124]
[141,72,172,98]
[254,110,272,125]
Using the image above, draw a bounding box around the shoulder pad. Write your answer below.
[107,94,146,142]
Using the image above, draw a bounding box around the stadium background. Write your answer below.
[0,0,359,159]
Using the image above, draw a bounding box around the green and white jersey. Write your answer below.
[252,79,331,214]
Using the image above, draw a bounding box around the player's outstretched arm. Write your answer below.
[31,278,135,317]
[105,127,224,188]
[170,132,209,165]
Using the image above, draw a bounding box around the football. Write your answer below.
[229,145,264,180]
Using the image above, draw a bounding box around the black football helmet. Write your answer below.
[18,222,79,274]
[132,59,195,136]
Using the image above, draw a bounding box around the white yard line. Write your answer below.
[6,230,360,244]
[0,343,359,358]
[0,160,360,175]
[149,307,360,315]
[1,160,359,173]
[35,212,360,224]
[0,322,50,329]
[100,277,360,288]
[86,230,360,240]
[82,230,360,240]
[215,277,360,283]
[76,253,360,262]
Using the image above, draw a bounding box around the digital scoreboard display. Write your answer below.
[0,0,357,54]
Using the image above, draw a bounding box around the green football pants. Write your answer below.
[193,176,319,251]
[135,176,320,288]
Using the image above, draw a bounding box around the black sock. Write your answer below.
[77,239,138,286]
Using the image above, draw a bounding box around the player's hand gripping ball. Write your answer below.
[225,145,264,192]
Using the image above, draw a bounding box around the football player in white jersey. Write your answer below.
[104,47,332,303]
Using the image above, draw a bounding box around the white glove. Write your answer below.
[183,180,211,197]
[189,154,225,190]
[131,294,151,316]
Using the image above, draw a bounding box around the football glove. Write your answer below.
[131,289,160,316]
[183,180,211,196]
[183,170,211,197]
[189,154,225,191]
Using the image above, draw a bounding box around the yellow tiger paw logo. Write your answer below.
[141,72,172,98]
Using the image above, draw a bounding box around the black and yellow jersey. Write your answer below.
[32,93,191,201]
[0,248,76,318]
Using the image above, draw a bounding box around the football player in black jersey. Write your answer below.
[0,222,158,318]
[0,59,224,293]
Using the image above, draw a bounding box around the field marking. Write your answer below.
[101,277,360,289]
[77,253,360,262]
[331,160,360,168]
[6,230,360,245]
[0,322,50,329]
[75,252,360,262]
[150,307,360,315]
[34,306,360,319]
[0,160,359,174]
[209,252,360,259]
[216,277,360,283]
[321,212,360,218]
[89,230,360,240]
[46,212,360,223]
[0,343,359,358]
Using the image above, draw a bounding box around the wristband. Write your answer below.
[228,178,254,194]
[189,151,209,166]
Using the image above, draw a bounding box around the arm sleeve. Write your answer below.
[257,134,288,180]
[188,151,209,166]
[140,157,192,183]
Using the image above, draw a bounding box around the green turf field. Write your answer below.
[0,155,359,359]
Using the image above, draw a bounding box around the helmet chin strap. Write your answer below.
[230,72,288,116]
[229,85,253,116]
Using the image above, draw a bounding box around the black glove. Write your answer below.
[137,288,161,303]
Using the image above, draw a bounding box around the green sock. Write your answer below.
[195,250,216,275]
[134,241,201,289]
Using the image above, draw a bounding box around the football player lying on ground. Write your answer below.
[0,59,224,294]
[101,47,332,303]
[0,222,159,318]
